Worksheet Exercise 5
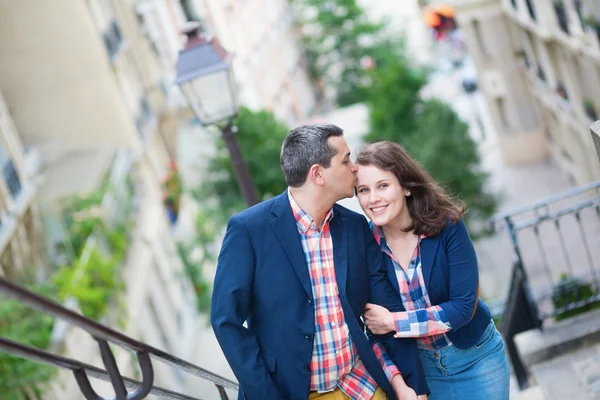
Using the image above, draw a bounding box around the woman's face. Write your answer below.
[356,164,410,227]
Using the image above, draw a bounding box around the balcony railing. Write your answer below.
[0,277,238,400]
[490,180,600,389]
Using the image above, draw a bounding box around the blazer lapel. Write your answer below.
[330,213,348,298]
[385,256,401,294]
[269,191,313,299]
[420,234,441,290]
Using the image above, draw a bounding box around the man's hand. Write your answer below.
[391,375,417,400]
[364,303,395,334]
[417,395,428,400]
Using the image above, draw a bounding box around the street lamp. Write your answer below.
[175,21,259,207]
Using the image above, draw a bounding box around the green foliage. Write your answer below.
[0,183,133,398]
[198,107,289,221]
[0,284,57,399]
[162,162,183,217]
[191,106,290,310]
[294,0,400,106]
[177,243,210,314]
[54,187,131,321]
[176,207,220,314]
[53,243,126,320]
[552,273,600,321]
[364,59,498,234]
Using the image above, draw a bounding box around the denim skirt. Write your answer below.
[417,321,510,400]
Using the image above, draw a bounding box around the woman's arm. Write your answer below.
[365,220,479,337]
[364,303,451,337]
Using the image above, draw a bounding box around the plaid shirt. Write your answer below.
[289,192,399,400]
[372,225,453,350]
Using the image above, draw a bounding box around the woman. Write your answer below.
[356,141,509,400]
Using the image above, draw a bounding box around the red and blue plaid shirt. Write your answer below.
[372,225,453,350]
[289,192,399,400]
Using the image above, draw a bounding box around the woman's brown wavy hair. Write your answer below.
[356,141,465,237]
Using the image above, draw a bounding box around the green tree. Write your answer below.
[364,59,497,235]
[198,107,289,221]
[294,0,399,106]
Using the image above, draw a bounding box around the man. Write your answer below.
[211,124,429,400]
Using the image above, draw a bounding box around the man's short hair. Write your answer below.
[280,124,344,187]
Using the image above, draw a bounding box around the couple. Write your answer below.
[211,124,510,400]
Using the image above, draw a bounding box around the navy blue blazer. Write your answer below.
[380,219,492,349]
[211,191,428,400]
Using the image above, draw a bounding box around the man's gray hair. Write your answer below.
[280,124,344,187]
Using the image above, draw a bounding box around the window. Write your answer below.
[525,0,537,21]
[472,19,490,60]
[103,20,123,61]
[2,160,21,199]
[496,97,509,128]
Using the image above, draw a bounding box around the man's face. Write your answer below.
[322,136,358,201]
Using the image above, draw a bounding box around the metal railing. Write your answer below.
[0,277,238,400]
[490,179,600,389]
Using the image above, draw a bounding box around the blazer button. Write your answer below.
[304,335,310,340]
[304,365,310,371]
[308,299,312,304]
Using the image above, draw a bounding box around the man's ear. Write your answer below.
[308,164,325,186]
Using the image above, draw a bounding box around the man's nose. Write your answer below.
[350,162,358,173]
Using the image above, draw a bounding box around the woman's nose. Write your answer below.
[369,191,380,204]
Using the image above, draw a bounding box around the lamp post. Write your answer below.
[175,22,259,207]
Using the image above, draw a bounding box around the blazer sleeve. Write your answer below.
[210,215,284,400]
[362,217,430,396]
[437,219,480,330]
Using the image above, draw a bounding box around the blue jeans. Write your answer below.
[417,321,510,400]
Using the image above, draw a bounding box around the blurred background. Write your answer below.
[0,0,599,399]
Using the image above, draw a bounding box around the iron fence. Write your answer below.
[0,277,238,400]
[490,179,600,388]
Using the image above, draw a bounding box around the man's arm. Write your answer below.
[361,217,429,395]
[210,215,284,400]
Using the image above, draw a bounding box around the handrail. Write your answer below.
[489,180,600,225]
[0,277,239,399]
[0,337,198,400]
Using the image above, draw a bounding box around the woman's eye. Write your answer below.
[358,188,368,194]
[378,184,388,189]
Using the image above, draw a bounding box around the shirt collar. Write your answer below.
[288,189,334,233]
[370,221,427,250]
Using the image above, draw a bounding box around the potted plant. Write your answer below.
[584,98,598,120]
[552,273,600,321]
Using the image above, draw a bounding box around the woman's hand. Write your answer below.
[391,375,417,400]
[364,303,395,334]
